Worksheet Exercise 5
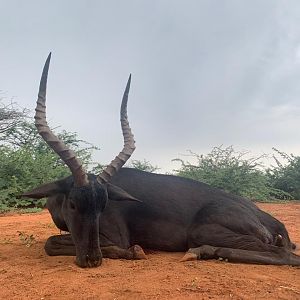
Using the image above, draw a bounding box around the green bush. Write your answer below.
[128,159,160,173]
[267,148,300,199]
[0,121,99,211]
[173,146,290,201]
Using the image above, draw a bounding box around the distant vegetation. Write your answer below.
[173,146,294,201]
[0,98,299,212]
[0,121,98,211]
[128,159,160,173]
[266,148,300,200]
[0,98,98,211]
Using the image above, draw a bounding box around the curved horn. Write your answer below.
[98,75,136,183]
[35,53,89,187]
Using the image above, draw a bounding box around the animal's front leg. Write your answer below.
[45,234,147,260]
[44,234,76,256]
[101,245,147,260]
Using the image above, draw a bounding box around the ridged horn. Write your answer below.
[98,75,135,183]
[35,53,89,187]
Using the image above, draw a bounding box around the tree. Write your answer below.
[267,148,300,199]
[0,117,99,211]
[0,98,28,135]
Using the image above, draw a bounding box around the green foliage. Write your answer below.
[128,159,160,173]
[0,120,99,211]
[0,98,28,134]
[173,146,289,201]
[266,148,300,199]
[90,162,106,174]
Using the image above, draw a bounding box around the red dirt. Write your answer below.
[0,203,299,300]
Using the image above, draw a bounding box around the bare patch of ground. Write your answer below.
[0,203,299,299]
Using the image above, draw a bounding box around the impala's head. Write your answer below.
[22,53,137,267]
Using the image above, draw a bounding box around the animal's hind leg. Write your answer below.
[45,234,76,256]
[181,245,300,266]
[182,224,300,266]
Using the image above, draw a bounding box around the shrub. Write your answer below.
[267,148,300,199]
[0,120,99,210]
[128,159,160,173]
[173,146,289,201]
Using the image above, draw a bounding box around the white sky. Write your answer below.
[1,1,300,171]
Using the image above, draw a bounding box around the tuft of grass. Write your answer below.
[255,199,296,204]
[0,207,43,214]
[17,231,37,247]
[18,207,43,214]
[0,238,13,244]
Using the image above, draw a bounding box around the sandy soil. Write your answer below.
[0,203,299,300]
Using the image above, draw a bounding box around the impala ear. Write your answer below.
[21,178,70,199]
[106,183,142,203]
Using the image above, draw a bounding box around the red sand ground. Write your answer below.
[0,203,299,300]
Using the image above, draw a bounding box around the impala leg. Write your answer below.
[181,245,300,266]
[181,223,300,266]
[45,235,146,260]
[101,244,147,260]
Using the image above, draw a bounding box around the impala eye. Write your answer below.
[70,201,76,210]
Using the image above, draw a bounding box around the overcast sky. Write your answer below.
[1,1,300,171]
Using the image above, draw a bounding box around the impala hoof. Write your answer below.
[130,245,147,260]
[179,252,198,262]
